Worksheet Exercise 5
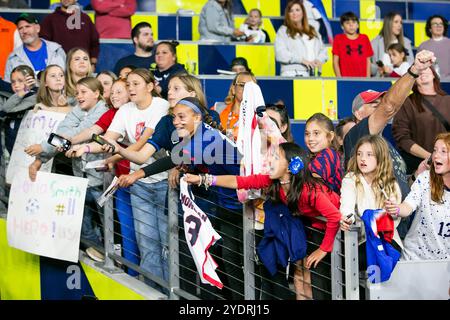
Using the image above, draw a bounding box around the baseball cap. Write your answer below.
[351,90,386,114]
[15,13,39,25]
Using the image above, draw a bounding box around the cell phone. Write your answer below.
[376,60,384,67]
[48,133,71,151]
[92,134,115,153]
[427,156,432,166]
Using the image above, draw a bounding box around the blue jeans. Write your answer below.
[115,187,140,276]
[81,187,103,248]
[130,180,169,290]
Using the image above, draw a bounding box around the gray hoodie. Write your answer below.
[4,39,66,83]
[38,100,109,187]
[0,92,36,114]
[199,0,234,42]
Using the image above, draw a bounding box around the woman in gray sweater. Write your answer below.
[198,0,244,42]
[371,12,414,76]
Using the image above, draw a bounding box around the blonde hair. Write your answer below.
[430,133,450,203]
[347,135,400,208]
[36,64,67,108]
[66,47,92,97]
[76,77,104,102]
[224,71,257,105]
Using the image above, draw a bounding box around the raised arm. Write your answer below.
[70,124,104,145]
[368,50,436,135]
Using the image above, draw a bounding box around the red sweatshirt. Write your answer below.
[40,7,100,59]
[91,0,136,39]
[236,174,341,252]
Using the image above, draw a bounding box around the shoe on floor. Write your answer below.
[86,247,105,262]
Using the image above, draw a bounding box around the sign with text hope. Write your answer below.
[6,110,66,184]
[7,171,88,263]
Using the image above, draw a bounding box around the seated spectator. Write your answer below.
[230,57,251,73]
[220,71,257,141]
[96,70,117,106]
[385,132,450,261]
[152,41,186,99]
[91,0,136,39]
[40,0,99,68]
[65,47,92,104]
[198,0,244,42]
[371,12,414,76]
[4,13,66,82]
[0,65,37,154]
[392,66,449,174]
[28,77,109,261]
[332,12,373,77]
[239,8,270,43]
[0,0,28,8]
[0,16,21,79]
[275,0,328,77]
[418,15,450,80]
[113,22,155,75]
[378,43,410,77]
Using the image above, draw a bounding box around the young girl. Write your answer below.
[24,65,72,158]
[239,8,270,43]
[65,47,92,104]
[0,65,37,154]
[385,132,450,261]
[28,77,109,260]
[96,71,117,106]
[340,135,403,295]
[70,68,170,290]
[304,113,343,194]
[380,43,410,77]
[184,142,342,300]
[65,79,139,274]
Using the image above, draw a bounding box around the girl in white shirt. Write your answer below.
[385,133,450,261]
[340,135,403,248]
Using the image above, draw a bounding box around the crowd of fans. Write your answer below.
[0,0,449,300]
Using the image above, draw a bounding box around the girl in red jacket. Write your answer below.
[184,142,342,300]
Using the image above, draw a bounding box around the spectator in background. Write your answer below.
[96,70,117,106]
[151,41,186,100]
[332,12,373,78]
[5,13,66,83]
[239,8,270,43]
[371,12,414,76]
[230,57,251,73]
[275,0,327,77]
[220,71,257,141]
[0,15,21,79]
[335,116,356,155]
[40,0,100,69]
[198,0,245,42]
[114,22,154,75]
[392,66,449,174]
[65,47,92,104]
[378,43,410,77]
[91,0,136,39]
[418,15,450,79]
[118,65,135,79]
[0,0,28,8]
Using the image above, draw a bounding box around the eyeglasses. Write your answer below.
[431,23,444,27]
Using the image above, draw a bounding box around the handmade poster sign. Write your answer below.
[7,171,88,262]
[6,110,66,184]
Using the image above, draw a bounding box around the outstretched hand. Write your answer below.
[183,173,201,185]
[412,50,436,74]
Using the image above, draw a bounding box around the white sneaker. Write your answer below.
[86,247,105,262]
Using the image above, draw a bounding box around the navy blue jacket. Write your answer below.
[257,201,307,276]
